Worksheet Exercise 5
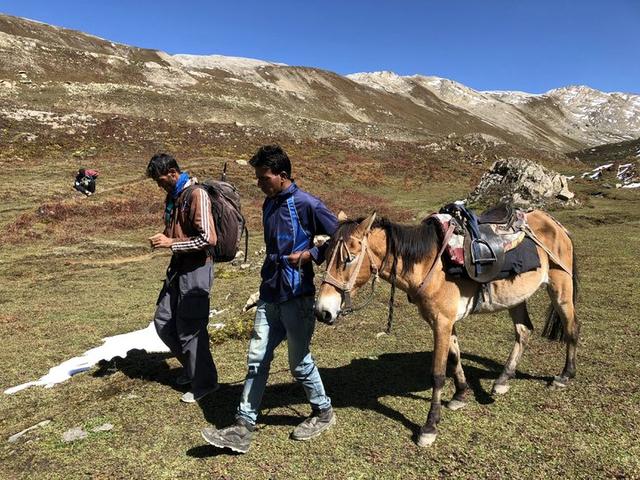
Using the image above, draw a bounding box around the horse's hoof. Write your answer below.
[416,432,437,447]
[549,376,569,389]
[445,399,467,411]
[492,383,510,395]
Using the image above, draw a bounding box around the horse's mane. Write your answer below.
[334,216,440,274]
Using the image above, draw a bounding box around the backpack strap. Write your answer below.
[286,196,310,252]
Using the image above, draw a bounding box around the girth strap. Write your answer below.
[522,226,572,275]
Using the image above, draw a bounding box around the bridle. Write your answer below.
[321,218,380,316]
[320,214,459,331]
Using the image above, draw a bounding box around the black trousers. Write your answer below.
[153,261,218,396]
[74,177,96,195]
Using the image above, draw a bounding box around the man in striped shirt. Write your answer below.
[147,153,220,403]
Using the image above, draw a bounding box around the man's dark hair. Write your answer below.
[249,144,292,179]
[146,153,181,180]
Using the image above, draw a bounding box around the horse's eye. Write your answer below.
[344,253,356,265]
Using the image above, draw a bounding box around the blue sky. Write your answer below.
[1,0,639,94]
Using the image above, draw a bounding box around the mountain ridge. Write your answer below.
[1,13,638,154]
[348,71,640,148]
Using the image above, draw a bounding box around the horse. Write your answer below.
[315,209,579,447]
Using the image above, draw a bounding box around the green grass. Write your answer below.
[0,159,639,479]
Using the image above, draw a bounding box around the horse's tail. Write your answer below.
[542,238,579,342]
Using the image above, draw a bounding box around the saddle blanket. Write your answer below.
[494,237,541,280]
[428,213,539,279]
[429,213,465,265]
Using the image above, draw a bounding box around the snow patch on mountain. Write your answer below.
[544,86,640,144]
[172,54,284,74]
[347,71,415,95]
[484,90,540,104]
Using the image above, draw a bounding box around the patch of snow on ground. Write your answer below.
[581,162,639,187]
[4,322,170,394]
[618,163,632,179]
[581,163,614,179]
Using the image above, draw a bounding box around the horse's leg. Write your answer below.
[492,302,533,395]
[417,316,453,447]
[445,325,468,410]
[547,269,579,388]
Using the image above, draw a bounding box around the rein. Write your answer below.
[385,255,398,334]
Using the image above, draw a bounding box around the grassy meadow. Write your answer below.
[0,150,639,479]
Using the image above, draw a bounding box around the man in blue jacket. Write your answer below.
[202,144,338,453]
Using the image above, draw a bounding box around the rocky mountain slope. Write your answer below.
[570,137,640,165]
[348,72,640,150]
[1,13,638,154]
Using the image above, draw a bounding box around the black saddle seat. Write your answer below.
[477,204,513,225]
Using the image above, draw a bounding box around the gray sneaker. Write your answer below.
[291,407,336,441]
[201,418,256,454]
[180,383,219,403]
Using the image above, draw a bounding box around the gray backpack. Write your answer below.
[196,163,248,262]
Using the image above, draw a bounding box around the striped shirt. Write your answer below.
[164,178,217,263]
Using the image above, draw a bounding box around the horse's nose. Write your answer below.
[315,308,335,325]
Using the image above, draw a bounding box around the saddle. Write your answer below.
[440,203,526,283]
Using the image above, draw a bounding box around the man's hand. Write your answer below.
[149,233,174,249]
[288,250,312,267]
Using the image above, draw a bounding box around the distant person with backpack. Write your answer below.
[74,167,99,196]
[202,144,338,453]
[146,153,220,403]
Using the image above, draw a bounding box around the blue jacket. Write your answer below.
[259,183,337,304]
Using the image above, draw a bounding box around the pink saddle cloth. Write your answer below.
[427,213,526,267]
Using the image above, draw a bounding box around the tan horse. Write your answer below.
[315,210,579,447]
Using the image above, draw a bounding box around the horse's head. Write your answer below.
[315,211,379,325]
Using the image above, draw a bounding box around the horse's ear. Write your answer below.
[365,211,377,232]
[355,211,377,236]
[337,210,348,222]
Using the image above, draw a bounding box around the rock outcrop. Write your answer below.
[467,158,577,208]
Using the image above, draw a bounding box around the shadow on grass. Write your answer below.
[101,348,551,456]
[186,444,244,458]
[93,350,187,395]
[318,351,549,435]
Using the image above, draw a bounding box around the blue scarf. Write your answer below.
[164,172,190,224]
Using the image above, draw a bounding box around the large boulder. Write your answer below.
[467,158,578,209]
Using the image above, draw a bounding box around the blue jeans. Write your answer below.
[236,296,331,425]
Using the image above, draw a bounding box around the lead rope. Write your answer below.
[385,255,398,334]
